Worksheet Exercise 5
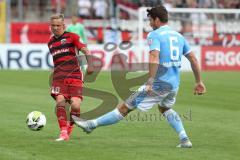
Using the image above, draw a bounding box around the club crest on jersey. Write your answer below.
[61,39,67,44]
[148,38,153,46]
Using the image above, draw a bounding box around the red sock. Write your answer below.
[56,106,68,131]
[70,108,80,126]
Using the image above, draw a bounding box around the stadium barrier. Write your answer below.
[0,44,200,71]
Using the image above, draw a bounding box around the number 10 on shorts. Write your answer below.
[51,86,60,94]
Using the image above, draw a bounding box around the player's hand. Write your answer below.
[145,84,153,95]
[86,66,94,75]
[145,77,154,95]
[194,82,206,95]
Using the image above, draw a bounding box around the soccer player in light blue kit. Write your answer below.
[72,5,206,148]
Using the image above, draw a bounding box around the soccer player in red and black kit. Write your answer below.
[48,14,93,141]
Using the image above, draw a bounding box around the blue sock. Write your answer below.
[92,108,124,127]
[163,109,188,141]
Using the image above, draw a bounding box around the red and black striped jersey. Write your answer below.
[48,31,86,81]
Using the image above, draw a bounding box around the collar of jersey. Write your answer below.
[159,25,169,30]
[54,31,67,39]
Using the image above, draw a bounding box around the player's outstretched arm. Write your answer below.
[81,47,94,75]
[185,52,206,95]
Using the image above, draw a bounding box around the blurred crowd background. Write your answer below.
[10,0,240,21]
[0,0,239,45]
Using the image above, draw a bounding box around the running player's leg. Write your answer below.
[55,94,69,141]
[71,84,151,132]
[67,78,83,136]
[72,84,157,133]
[93,103,131,127]
[68,97,82,137]
[51,79,70,141]
[158,91,192,148]
[72,102,132,133]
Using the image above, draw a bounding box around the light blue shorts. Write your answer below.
[125,84,178,111]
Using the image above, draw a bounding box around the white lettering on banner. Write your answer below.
[220,34,240,47]
[216,22,240,34]
[206,51,240,66]
[205,51,214,66]
[0,44,199,71]
[0,44,53,69]
[90,49,149,71]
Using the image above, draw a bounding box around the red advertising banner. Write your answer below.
[11,23,52,43]
[10,22,104,44]
[202,46,240,71]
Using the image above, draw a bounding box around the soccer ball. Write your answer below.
[26,111,46,131]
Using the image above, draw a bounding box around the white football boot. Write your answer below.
[71,115,96,134]
[176,139,192,148]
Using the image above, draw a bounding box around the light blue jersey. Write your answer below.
[82,8,191,146]
[147,25,191,91]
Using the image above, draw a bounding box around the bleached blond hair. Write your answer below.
[50,14,64,21]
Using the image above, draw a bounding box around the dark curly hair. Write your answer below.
[147,5,168,23]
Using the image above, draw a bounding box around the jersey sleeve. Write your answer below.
[147,32,160,52]
[47,37,53,49]
[183,38,191,56]
[71,33,86,50]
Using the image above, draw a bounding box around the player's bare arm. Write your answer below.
[80,47,94,75]
[186,52,206,95]
[146,50,159,93]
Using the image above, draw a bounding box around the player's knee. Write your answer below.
[158,105,169,114]
[70,97,81,110]
[71,102,80,110]
[55,95,66,106]
[118,103,132,117]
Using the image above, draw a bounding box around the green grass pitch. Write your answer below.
[0,70,239,160]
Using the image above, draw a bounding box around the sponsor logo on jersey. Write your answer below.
[148,38,153,46]
[61,38,67,44]
[52,48,69,56]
